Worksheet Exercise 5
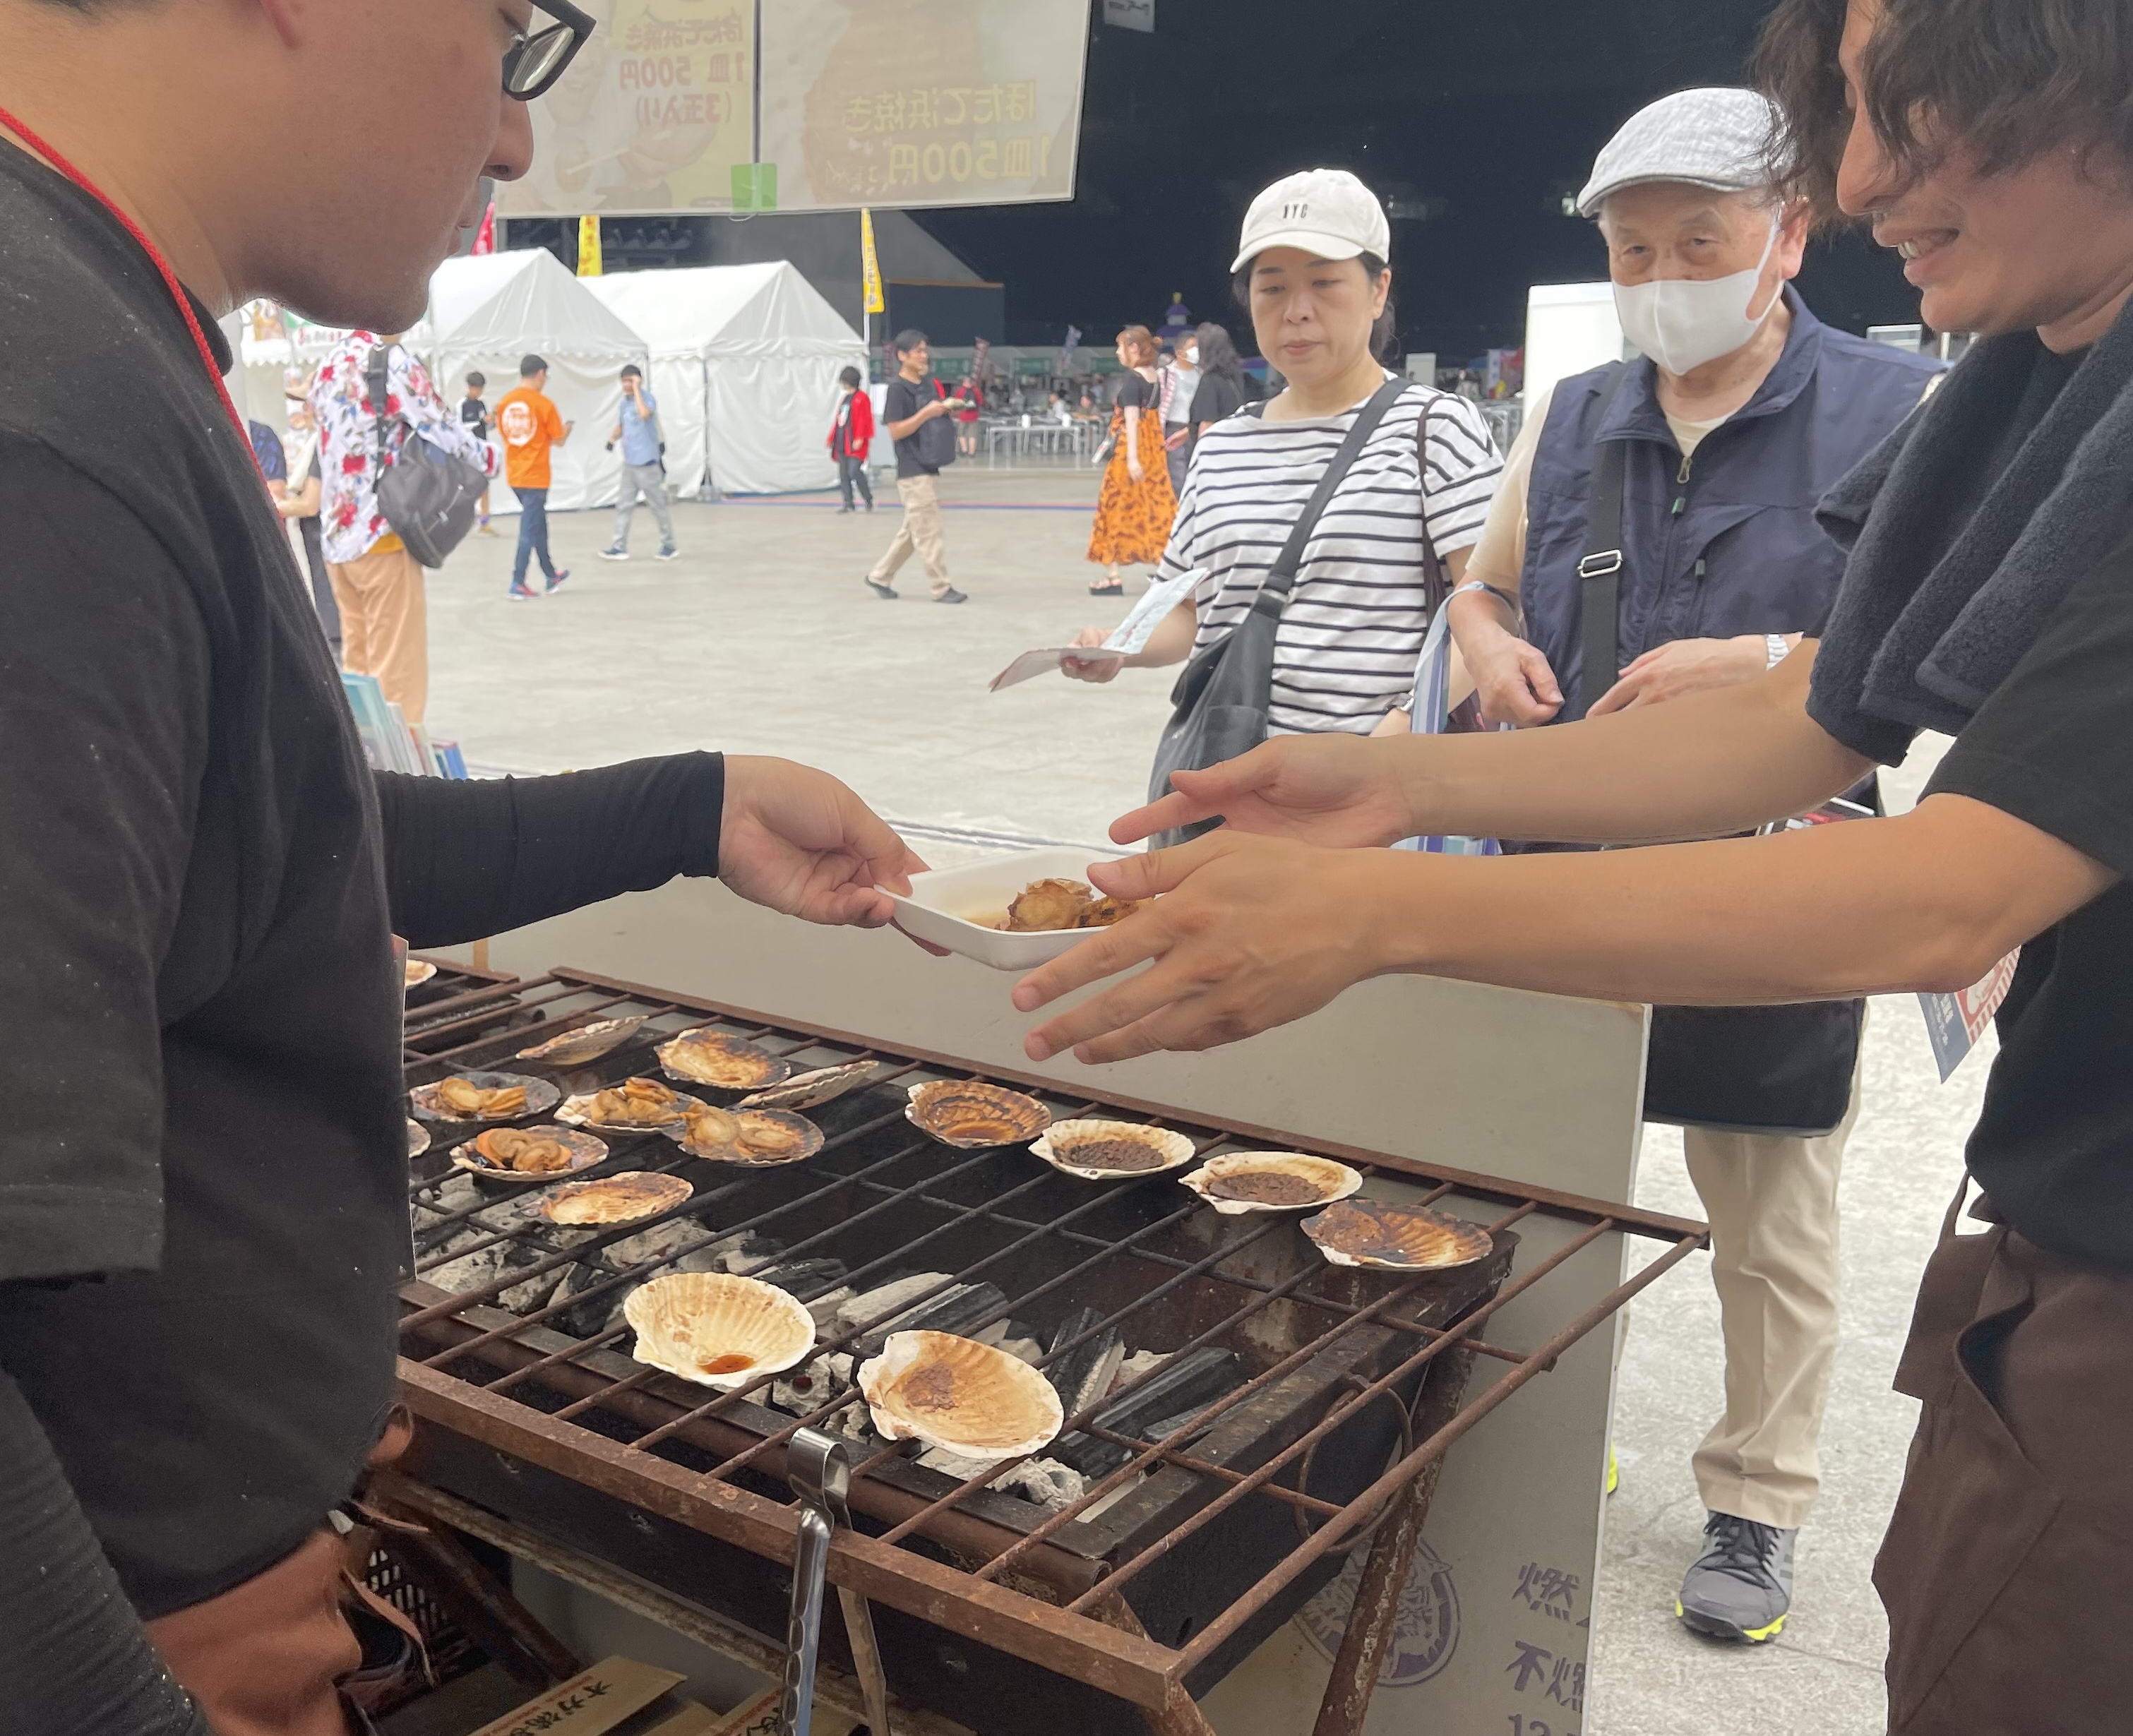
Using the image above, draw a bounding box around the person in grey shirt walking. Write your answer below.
[601,363,678,561]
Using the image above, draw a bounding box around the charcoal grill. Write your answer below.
[388,965,1705,1735]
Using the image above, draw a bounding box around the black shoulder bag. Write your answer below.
[1570,373,1863,1137]
[364,347,489,568]
[1145,377,1408,849]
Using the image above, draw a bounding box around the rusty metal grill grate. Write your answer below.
[394,965,1707,1723]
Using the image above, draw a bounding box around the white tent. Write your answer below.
[585,263,866,496]
[427,251,650,515]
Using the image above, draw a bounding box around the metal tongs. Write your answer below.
[782,1427,894,1736]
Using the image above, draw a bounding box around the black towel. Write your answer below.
[1810,299,2133,760]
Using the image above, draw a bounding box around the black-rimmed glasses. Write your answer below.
[504,0,595,102]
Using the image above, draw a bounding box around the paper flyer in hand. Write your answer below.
[1918,950,2020,1082]
[988,569,1205,691]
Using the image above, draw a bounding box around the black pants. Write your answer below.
[838,453,873,510]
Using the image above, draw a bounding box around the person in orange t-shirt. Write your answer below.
[494,352,573,599]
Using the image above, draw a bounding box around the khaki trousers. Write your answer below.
[1678,1060,1862,1530]
[868,474,952,597]
[326,546,427,724]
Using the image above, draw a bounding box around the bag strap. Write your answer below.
[1248,376,1409,623]
[1567,364,1632,722]
[1411,394,1450,615]
[365,344,397,474]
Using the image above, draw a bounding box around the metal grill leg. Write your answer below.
[1308,1341,1479,1736]
[1085,1594,1220,1736]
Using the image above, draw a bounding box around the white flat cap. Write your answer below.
[1576,87,1784,218]
[1231,169,1391,274]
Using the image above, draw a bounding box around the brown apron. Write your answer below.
[1875,1182,2133,1732]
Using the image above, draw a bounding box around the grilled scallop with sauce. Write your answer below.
[625,1273,817,1391]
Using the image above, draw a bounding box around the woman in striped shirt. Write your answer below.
[1067,169,1502,741]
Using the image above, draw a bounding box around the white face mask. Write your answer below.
[1612,221,1780,376]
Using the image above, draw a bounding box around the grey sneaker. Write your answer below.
[598,545,629,561]
[934,586,968,604]
[1676,1512,1795,1642]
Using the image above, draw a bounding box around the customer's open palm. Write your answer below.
[719,758,926,927]
[1111,734,1413,851]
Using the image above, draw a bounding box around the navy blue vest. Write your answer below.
[1521,291,1940,714]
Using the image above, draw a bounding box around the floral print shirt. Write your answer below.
[308,334,497,563]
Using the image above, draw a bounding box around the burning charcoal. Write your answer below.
[855,1282,1008,1355]
[1108,1348,1166,1395]
[719,1235,784,1276]
[997,1458,1087,1512]
[771,1352,855,1418]
[548,1262,621,1339]
[1054,1348,1245,1477]
[599,1218,712,1276]
[998,1336,1045,1367]
[836,1272,952,1331]
[1043,1309,1125,1421]
[500,1259,565,1317]
[753,1256,850,1301]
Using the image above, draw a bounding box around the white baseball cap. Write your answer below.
[1231,169,1392,274]
[1575,88,1784,218]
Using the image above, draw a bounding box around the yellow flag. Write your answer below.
[859,207,885,315]
[577,214,602,277]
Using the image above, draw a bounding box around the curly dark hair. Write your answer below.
[1755,0,2133,222]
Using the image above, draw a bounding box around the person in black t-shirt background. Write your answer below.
[460,368,497,534]
[864,328,969,604]
[0,5,926,1732]
[1010,3,2133,1725]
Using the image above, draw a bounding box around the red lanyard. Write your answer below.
[0,102,250,446]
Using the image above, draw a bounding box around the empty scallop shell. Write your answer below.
[516,1015,650,1067]
[1181,1152,1364,1216]
[404,958,438,990]
[656,1029,794,1092]
[1303,1198,1495,1271]
[409,1070,561,1123]
[624,1272,817,1391]
[406,1119,431,1158]
[671,1102,825,1166]
[859,1330,1065,1460]
[556,1077,695,1130]
[737,1060,884,1111]
[538,1170,693,1226]
[1029,1119,1197,1181]
[905,1080,1052,1149]
[451,1125,608,1183]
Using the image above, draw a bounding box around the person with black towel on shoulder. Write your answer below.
[0,4,926,1730]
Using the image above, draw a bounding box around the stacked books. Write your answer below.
[340,671,468,778]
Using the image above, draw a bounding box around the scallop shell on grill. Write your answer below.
[859,1330,1065,1460]
[555,1077,695,1130]
[905,1080,1052,1149]
[1181,1152,1364,1216]
[406,1118,431,1159]
[404,958,438,990]
[515,1015,650,1067]
[451,1125,608,1183]
[1303,1197,1495,1271]
[623,1272,817,1391]
[657,1029,795,1092]
[736,1060,884,1111]
[409,1070,561,1123]
[671,1102,825,1166]
[1029,1119,1196,1181]
[537,1170,693,1227]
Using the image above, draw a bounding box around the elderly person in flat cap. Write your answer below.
[1445,88,1941,1643]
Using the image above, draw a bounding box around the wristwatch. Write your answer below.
[1765,632,1791,669]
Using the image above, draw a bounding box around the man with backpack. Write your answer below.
[864,328,968,603]
[309,330,497,723]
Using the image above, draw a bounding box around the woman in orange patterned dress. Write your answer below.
[1086,325,1177,595]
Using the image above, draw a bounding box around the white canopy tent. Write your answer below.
[585,263,866,496]
[426,251,649,515]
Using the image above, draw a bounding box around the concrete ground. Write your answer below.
[424,472,1990,1735]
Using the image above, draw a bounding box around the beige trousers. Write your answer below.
[1679,1050,1863,1530]
[868,474,952,597]
[326,546,427,724]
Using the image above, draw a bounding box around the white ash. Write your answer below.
[599,1218,710,1275]
[802,1285,855,1329]
[998,1336,1045,1366]
[772,1352,856,1418]
[1109,1349,1166,1395]
[1001,1459,1087,1512]
[836,1273,952,1331]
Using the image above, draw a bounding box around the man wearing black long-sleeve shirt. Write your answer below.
[0,4,922,1732]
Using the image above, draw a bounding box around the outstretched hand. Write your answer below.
[1009,832,1392,1065]
[719,755,927,928]
[1110,734,1414,851]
